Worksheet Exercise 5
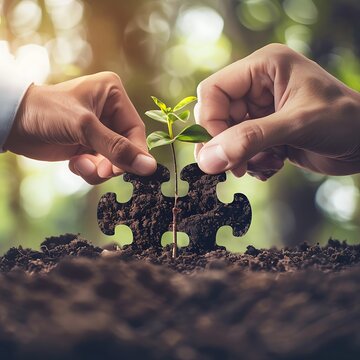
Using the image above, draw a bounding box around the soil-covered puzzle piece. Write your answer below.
[177,164,251,251]
[97,163,251,251]
[98,165,173,251]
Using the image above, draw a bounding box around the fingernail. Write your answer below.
[74,158,96,177]
[199,145,229,173]
[194,103,200,122]
[132,154,157,175]
[97,160,112,179]
[194,143,202,163]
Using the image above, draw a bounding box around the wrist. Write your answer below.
[3,84,34,153]
[0,74,33,153]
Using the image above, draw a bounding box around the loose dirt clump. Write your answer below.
[0,234,359,359]
[0,234,102,273]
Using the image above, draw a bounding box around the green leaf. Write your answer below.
[175,110,191,122]
[151,96,168,113]
[173,96,197,112]
[147,131,175,150]
[145,110,168,123]
[175,124,212,143]
[167,110,190,124]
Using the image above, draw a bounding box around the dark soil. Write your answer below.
[0,234,359,360]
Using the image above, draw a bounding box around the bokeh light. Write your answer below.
[284,24,311,54]
[9,0,42,36]
[46,0,84,30]
[237,0,281,31]
[316,178,359,222]
[15,44,50,83]
[176,6,224,44]
[163,6,232,74]
[283,0,318,25]
[19,157,92,218]
[0,0,360,253]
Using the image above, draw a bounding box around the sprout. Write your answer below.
[146,96,212,258]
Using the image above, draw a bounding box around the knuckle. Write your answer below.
[101,71,123,87]
[264,43,292,58]
[264,43,289,54]
[109,136,129,156]
[196,80,207,98]
[261,43,298,68]
[196,81,219,108]
[236,123,265,156]
[197,79,216,100]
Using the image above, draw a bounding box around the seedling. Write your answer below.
[146,96,212,258]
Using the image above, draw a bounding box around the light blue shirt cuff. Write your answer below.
[0,64,32,153]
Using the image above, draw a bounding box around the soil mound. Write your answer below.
[0,234,359,359]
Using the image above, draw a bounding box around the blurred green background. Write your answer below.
[0,0,360,253]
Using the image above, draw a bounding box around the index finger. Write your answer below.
[195,58,252,136]
[91,72,148,152]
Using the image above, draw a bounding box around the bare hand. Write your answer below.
[4,72,157,184]
[195,44,360,180]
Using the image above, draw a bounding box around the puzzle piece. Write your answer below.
[177,164,251,251]
[97,163,252,252]
[98,164,173,250]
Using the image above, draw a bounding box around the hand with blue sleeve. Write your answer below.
[2,72,156,184]
[0,62,32,153]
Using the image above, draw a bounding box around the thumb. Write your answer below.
[83,117,157,176]
[197,112,289,174]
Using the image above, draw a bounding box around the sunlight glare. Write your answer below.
[0,40,13,61]
[46,0,84,30]
[15,44,50,83]
[315,178,359,222]
[20,175,54,218]
[9,0,42,36]
[176,6,224,44]
[283,0,318,25]
[18,158,92,196]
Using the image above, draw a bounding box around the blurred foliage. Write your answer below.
[0,0,359,253]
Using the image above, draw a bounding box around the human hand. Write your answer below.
[195,44,360,180]
[4,72,157,184]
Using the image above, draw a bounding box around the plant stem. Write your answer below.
[170,141,178,258]
[167,120,174,139]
